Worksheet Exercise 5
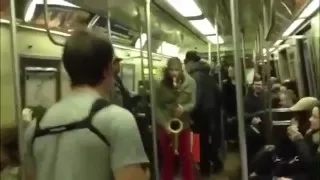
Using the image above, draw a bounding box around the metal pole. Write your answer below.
[208,43,212,65]
[9,0,24,179]
[262,0,273,144]
[215,6,222,89]
[265,45,273,144]
[106,0,112,40]
[215,8,226,159]
[139,27,145,82]
[230,0,248,179]
[145,0,159,179]
[241,33,247,87]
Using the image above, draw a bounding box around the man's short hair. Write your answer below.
[62,29,114,86]
[185,50,201,62]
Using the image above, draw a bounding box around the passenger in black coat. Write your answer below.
[185,51,223,176]
[222,66,245,142]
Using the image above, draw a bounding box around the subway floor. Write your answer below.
[171,151,241,180]
[211,152,241,180]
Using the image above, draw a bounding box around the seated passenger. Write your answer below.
[287,97,320,180]
[279,90,297,108]
[155,57,196,180]
[23,29,149,180]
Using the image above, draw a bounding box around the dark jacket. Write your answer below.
[244,91,265,122]
[110,75,132,111]
[293,130,320,180]
[185,61,221,133]
[222,79,246,118]
[185,60,220,114]
[222,79,237,118]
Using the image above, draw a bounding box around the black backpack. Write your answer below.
[32,99,110,147]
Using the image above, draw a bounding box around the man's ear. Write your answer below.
[104,64,113,78]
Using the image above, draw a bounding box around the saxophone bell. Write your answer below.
[168,118,183,154]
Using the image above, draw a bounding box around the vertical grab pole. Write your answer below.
[262,0,273,144]
[9,0,24,179]
[145,0,160,179]
[215,8,226,159]
[230,0,248,179]
[265,46,273,144]
[208,43,212,65]
[241,32,247,87]
[106,0,112,41]
[207,42,213,167]
[140,27,145,82]
[215,6,222,90]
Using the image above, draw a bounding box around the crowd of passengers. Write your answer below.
[223,67,319,180]
[1,29,319,180]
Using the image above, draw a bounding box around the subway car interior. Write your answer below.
[0,0,319,180]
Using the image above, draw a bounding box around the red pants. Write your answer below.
[158,126,194,180]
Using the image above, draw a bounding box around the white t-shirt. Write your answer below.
[23,90,149,180]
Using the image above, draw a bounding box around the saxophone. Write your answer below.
[168,76,183,155]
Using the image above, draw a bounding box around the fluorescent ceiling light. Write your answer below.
[299,0,319,18]
[206,35,224,44]
[274,40,283,46]
[166,0,202,17]
[282,18,305,36]
[134,33,147,49]
[157,41,180,57]
[24,0,79,22]
[189,18,216,35]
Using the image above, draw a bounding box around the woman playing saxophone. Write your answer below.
[155,57,196,180]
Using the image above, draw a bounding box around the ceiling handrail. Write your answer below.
[43,0,65,46]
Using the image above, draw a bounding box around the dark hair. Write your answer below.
[282,80,298,96]
[161,57,185,88]
[185,50,201,62]
[62,29,114,86]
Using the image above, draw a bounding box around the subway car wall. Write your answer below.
[274,12,320,98]
[0,22,168,128]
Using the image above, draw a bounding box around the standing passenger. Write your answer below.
[222,66,238,142]
[23,29,149,180]
[156,57,196,180]
[110,57,132,111]
[184,51,223,176]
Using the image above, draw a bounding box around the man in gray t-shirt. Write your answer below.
[23,30,149,180]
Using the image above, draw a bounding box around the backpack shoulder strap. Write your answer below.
[86,98,111,146]
[32,98,111,146]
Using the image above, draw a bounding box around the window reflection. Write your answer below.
[28,5,92,32]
